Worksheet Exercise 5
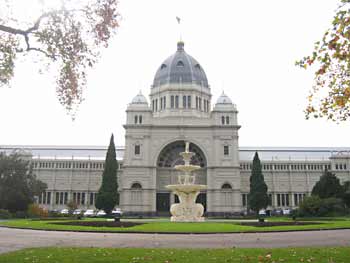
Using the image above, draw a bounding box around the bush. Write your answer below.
[13,211,27,218]
[298,196,347,217]
[0,209,12,219]
[27,204,48,218]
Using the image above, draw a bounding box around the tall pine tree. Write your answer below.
[248,152,269,215]
[95,134,119,215]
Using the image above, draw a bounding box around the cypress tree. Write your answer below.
[95,134,118,215]
[248,152,269,215]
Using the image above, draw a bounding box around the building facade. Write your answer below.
[2,42,350,216]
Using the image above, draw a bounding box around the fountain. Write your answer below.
[165,142,207,222]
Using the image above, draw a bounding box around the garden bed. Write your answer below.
[52,220,144,228]
[240,221,322,227]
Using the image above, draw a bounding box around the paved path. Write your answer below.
[1,227,350,254]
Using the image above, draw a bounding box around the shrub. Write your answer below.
[0,209,12,219]
[13,211,27,218]
[298,196,347,217]
[27,204,48,218]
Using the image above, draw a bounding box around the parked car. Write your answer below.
[258,209,266,216]
[83,209,96,217]
[60,209,69,215]
[111,208,123,216]
[283,208,291,215]
[96,210,106,217]
[73,209,82,215]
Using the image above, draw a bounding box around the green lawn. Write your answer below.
[1,217,350,233]
[0,247,350,263]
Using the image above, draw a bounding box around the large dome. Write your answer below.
[153,41,209,88]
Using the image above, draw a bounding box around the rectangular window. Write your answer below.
[155,99,158,111]
[135,145,140,155]
[77,192,81,205]
[224,145,229,155]
[47,192,51,205]
[90,193,94,205]
[60,192,64,205]
[163,96,166,109]
[81,193,85,205]
[175,95,179,108]
[242,194,247,207]
[64,192,68,204]
[268,194,272,206]
[160,97,163,110]
[55,192,59,205]
[183,95,186,108]
[277,194,281,206]
[198,97,202,110]
[187,95,191,108]
[196,96,198,109]
[134,115,138,124]
[286,194,290,206]
[294,193,298,206]
[171,95,174,108]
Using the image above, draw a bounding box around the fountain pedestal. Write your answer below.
[166,184,206,222]
[165,142,207,222]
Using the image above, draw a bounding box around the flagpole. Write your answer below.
[176,16,182,42]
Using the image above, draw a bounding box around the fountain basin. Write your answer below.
[166,184,206,192]
[174,164,201,173]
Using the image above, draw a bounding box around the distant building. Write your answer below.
[2,42,350,216]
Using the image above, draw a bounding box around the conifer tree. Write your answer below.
[95,134,118,215]
[312,168,343,199]
[248,152,269,215]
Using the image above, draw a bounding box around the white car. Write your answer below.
[258,209,266,216]
[96,210,106,217]
[111,208,123,215]
[283,209,291,215]
[83,209,96,217]
[73,209,82,215]
[60,209,69,215]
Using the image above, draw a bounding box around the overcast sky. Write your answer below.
[1,0,349,148]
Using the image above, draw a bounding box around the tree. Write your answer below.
[296,0,350,121]
[0,0,119,116]
[248,152,269,215]
[0,151,47,213]
[311,168,343,199]
[95,134,118,215]
[342,181,350,207]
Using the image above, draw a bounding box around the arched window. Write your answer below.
[221,116,225,125]
[131,182,142,189]
[222,183,232,189]
[176,60,184,67]
[226,116,230,124]
[134,115,138,124]
[195,64,201,70]
[157,141,206,168]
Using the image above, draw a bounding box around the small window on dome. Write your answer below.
[176,61,184,67]
[160,64,167,69]
[195,64,201,70]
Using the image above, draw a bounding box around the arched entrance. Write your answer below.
[156,140,207,214]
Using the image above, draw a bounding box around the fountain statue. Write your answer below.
[166,142,207,222]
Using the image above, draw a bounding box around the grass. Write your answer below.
[1,217,350,233]
[1,247,350,263]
